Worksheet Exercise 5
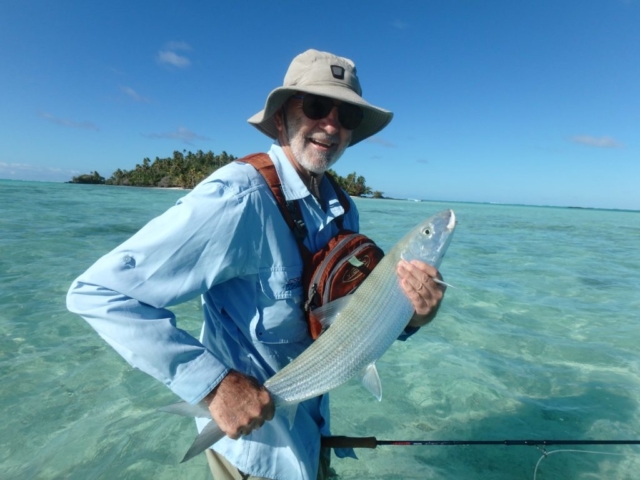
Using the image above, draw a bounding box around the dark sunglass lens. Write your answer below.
[338,103,364,130]
[299,94,363,129]
[302,95,333,120]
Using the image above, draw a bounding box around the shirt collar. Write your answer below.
[267,143,346,218]
[268,143,314,201]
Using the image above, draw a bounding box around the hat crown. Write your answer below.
[283,49,362,97]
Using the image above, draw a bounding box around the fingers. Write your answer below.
[206,371,275,439]
[397,260,445,297]
[398,259,442,284]
[397,260,446,322]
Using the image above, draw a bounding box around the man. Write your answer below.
[67,49,445,480]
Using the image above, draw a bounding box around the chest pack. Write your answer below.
[239,153,385,339]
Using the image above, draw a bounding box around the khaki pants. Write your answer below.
[206,448,333,480]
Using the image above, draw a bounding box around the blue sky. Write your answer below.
[1,0,638,210]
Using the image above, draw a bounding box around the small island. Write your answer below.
[70,150,385,198]
[69,171,106,184]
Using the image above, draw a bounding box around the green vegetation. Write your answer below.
[71,150,382,197]
[70,171,105,184]
[105,150,237,189]
[327,170,375,197]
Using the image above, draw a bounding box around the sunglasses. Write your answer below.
[292,94,364,130]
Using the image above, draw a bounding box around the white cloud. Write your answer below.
[569,135,623,148]
[109,66,126,76]
[156,41,193,68]
[143,126,210,144]
[392,20,409,30]
[39,112,99,131]
[366,136,397,148]
[157,50,191,68]
[120,86,150,103]
[165,41,192,51]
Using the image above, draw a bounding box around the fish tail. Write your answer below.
[157,400,211,418]
[181,419,225,462]
[158,401,223,461]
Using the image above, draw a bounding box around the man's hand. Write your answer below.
[205,370,275,439]
[397,259,446,328]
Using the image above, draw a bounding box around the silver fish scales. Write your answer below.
[160,209,456,462]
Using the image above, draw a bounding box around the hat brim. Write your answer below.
[248,85,393,147]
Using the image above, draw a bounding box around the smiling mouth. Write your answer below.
[308,138,334,149]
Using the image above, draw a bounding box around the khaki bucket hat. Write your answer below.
[248,49,393,146]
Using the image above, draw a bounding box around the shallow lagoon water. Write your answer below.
[1,180,639,479]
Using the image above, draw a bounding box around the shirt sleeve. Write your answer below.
[66,174,258,404]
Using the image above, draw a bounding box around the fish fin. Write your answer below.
[158,401,211,419]
[181,419,225,463]
[279,402,299,429]
[311,296,351,330]
[431,277,457,290]
[360,362,382,401]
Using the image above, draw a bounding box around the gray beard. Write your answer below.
[286,114,348,175]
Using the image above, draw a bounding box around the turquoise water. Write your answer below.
[1,179,639,479]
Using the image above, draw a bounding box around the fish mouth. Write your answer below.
[446,210,456,230]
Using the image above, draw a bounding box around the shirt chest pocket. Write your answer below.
[259,266,303,299]
[254,266,307,344]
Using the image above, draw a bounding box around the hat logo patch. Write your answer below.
[331,65,345,80]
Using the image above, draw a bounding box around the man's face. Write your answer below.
[277,96,352,175]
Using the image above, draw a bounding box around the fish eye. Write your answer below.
[422,227,432,236]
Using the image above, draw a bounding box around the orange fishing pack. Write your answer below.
[240,153,384,339]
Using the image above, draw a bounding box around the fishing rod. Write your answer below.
[321,436,640,449]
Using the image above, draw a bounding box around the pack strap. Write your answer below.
[238,153,308,243]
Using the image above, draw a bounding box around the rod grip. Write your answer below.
[321,436,377,449]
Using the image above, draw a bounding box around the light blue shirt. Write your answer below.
[66,144,359,480]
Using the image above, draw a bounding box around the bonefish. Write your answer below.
[161,209,456,462]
